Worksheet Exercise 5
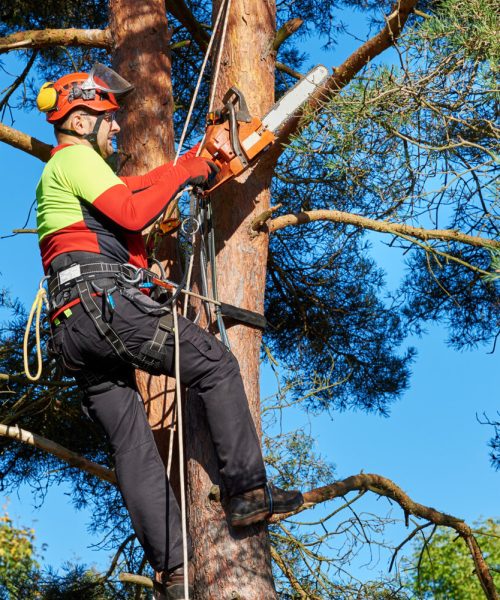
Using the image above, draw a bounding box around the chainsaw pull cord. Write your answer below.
[23,278,50,381]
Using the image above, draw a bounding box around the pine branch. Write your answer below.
[0,28,111,54]
[271,473,499,600]
[263,0,419,165]
[276,61,302,80]
[251,208,500,250]
[0,121,52,162]
[0,423,116,484]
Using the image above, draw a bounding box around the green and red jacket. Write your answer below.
[36,144,197,272]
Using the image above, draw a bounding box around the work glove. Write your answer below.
[182,157,219,189]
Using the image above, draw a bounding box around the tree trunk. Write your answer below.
[108,0,181,588]
[109,0,278,596]
[186,1,278,598]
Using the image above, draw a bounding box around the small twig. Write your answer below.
[389,522,433,572]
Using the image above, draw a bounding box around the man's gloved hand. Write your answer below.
[182,157,219,188]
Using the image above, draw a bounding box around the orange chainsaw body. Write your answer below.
[199,88,277,194]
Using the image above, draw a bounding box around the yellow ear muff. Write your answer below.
[36,82,58,113]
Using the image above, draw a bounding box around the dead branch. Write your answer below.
[0,28,111,54]
[276,61,302,80]
[271,546,312,599]
[253,208,500,250]
[0,423,116,484]
[0,121,52,162]
[0,51,38,112]
[271,473,499,600]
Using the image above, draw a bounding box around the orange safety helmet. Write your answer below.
[37,63,133,123]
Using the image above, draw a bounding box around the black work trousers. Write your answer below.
[50,286,267,573]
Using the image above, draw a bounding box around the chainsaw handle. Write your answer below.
[226,100,249,168]
[222,87,252,123]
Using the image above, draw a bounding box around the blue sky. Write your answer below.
[0,12,498,583]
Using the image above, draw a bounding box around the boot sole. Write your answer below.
[230,496,304,527]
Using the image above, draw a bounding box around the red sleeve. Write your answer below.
[120,142,201,191]
[92,163,191,231]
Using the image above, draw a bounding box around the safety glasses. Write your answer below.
[76,111,117,124]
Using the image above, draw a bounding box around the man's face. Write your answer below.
[95,112,120,158]
[70,110,120,158]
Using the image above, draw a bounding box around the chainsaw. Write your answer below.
[157,65,328,233]
[199,64,329,194]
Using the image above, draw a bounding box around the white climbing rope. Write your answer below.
[166,2,234,596]
[171,300,190,598]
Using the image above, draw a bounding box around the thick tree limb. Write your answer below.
[164,0,210,51]
[253,208,500,250]
[0,423,116,484]
[0,28,111,54]
[0,122,52,162]
[119,572,154,588]
[266,0,419,162]
[271,473,499,600]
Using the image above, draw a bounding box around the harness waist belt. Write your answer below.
[48,262,138,299]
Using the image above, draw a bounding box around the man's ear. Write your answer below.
[69,112,88,135]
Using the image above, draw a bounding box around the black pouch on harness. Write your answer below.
[136,313,175,374]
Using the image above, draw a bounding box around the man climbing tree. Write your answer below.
[0,0,498,598]
[34,62,303,597]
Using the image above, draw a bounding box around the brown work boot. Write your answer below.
[161,563,193,599]
[229,483,304,527]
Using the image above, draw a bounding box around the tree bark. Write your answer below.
[184,0,278,598]
[108,0,181,593]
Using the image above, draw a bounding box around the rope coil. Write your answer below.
[23,278,50,382]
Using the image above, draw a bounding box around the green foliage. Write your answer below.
[417,0,500,68]
[0,0,498,595]
[0,511,39,599]
[406,519,500,599]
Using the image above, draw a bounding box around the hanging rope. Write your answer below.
[23,279,49,381]
[170,301,191,599]
[162,2,233,596]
